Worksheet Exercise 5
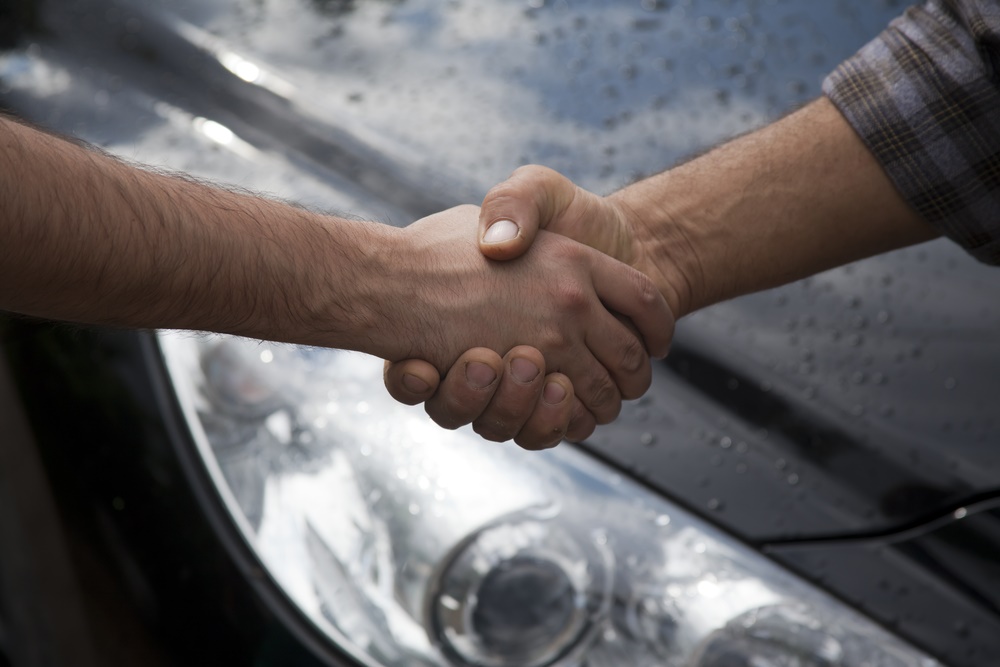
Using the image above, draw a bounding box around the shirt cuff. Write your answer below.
[822,0,1000,265]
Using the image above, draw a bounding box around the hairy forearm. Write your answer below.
[612,97,939,318]
[0,115,392,350]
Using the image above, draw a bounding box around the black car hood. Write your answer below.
[585,237,1000,542]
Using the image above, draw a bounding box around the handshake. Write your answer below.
[377,98,940,448]
[378,165,680,450]
[0,99,934,444]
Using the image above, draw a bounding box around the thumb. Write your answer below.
[479,165,579,261]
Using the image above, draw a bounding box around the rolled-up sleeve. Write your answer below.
[823,0,1000,265]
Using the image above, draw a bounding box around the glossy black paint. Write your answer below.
[764,501,1000,667]
[2,0,1000,666]
[585,236,1000,543]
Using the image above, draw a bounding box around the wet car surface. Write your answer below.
[1,1,999,666]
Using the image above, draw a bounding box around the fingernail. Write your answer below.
[511,357,540,383]
[482,219,519,244]
[466,361,497,389]
[543,381,567,404]
[402,373,430,394]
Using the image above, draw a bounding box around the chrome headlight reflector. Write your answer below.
[159,333,940,667]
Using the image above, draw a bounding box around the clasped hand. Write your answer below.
[383,168,675,449]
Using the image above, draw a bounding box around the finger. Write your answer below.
[585,312,652,401]
[383,358,440,406]
[559,352,622,425]
[564,397,597,443]
[473,346,546,442]
[590,253,675,359]
[425,348,504,430]
[479,165,579,261]
[513,374,574,450]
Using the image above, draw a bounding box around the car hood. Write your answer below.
[2,0,999,546]
[585,239,1000,542]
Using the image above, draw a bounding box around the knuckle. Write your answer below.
[619,334,649,376]
[540,329,568,353]
[485,167,544,212]
[511,163,552,183]
[553,279,590,314]
[584,374,622,422]
[473,418,515,443]
[484,181,520,209]
[633,271,661,309]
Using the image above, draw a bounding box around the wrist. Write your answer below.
[607,181,702,319]
[299,217,405,356]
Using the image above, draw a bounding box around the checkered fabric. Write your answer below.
[823,0,1000,265]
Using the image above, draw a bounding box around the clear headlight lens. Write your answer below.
[159,333,940,667]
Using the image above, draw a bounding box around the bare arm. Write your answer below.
[0,115,671,423]
[387,97,940,445]
[480,97,938,318]
[0,114,387,349]
[604,97,938,317]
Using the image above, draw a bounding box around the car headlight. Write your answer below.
[158,332,940,667]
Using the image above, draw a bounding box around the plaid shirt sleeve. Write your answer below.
[823,0,1000,265]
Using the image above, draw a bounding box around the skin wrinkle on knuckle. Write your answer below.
[618,333,648,377]
[483,186,525,221]
[584,374,620,421]
[635,272,661,311]
[635,272,672,356]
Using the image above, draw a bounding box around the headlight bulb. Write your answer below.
[430,514,612,667]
